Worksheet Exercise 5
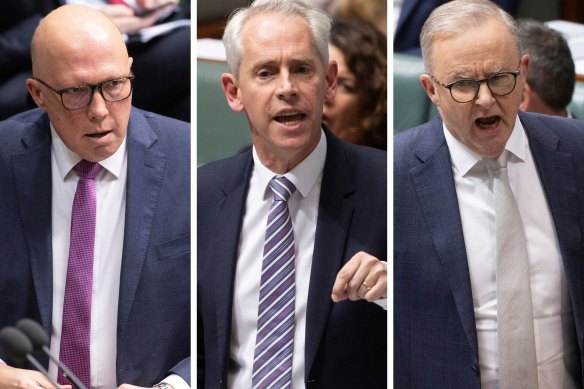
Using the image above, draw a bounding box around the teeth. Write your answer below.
[476,117,499,129]
[275,112,303,124]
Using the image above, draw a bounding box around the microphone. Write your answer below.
[0,326,60,389]
[16,319,87,389]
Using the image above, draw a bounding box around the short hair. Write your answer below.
[420,0,520,73]
[222,0,332,77]
[517,19,575,110]
[330,19,387,149]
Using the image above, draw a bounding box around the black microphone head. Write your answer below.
[16,318,49,350]
[0,327,34,360]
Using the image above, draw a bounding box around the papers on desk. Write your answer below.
[546,20,584,76]
[123,19,191,44]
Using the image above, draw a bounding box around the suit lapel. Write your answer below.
[11,114,53,332]
[117,111,166,333]
[212,153,254,380]
[521,115,583,321]
[304,132,355,378]
[410,117,479,358]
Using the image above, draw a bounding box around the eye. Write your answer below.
[453,80,476,90]
[62,86,88,96]
[257,69,273,78]
[338,79,356,93]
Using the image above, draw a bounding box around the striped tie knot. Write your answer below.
[269,176,295,202]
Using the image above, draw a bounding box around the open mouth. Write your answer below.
[86,130,112,139]
[274,112,306,126]
[475,116,500,129]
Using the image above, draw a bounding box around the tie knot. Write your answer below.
[269,176,296,202]
[485,150,510,171]
[75,160,102,180]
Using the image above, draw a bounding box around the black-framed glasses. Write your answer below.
[429,61,522,103]
[34,76,134,110]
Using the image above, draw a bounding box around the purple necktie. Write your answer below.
[252,176,297,389]
[58,160,102,388]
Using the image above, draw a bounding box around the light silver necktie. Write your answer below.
[487,151,538,389]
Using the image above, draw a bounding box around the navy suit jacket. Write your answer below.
[394,112,584,388]
[394,0,519,55]
[198,129,387,388]
[0,107,191,386]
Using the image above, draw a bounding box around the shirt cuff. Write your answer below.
[160,374,189,389]
[374,298,387,310]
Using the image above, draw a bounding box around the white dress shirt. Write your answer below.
[228,131,327,389]
[444,117,579,388]
[48,126,187,389]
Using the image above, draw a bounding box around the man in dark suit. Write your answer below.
[394,1,584,388]
[197,0,387,388]
[0,5,190,388]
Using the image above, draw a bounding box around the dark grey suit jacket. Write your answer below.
[0,107,190,386]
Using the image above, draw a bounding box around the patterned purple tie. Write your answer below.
[252,176,297,389]
[58,160,102,388]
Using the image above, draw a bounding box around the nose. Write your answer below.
[474,81,495,109]
[276,71,298,100]
[87,88,109,120]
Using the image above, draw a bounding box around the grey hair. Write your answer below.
[222,0,333,78]
[420,0,521,73]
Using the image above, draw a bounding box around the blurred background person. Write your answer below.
[323,19,387,150]
[517,18,577,118]
[0,2,60,120]
[0,0,190,122]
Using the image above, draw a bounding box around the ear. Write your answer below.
[221,73,244,113]
[420,74,440,107]
[26,78,46,110]
[519,82,531,112]
[324,60,338,103]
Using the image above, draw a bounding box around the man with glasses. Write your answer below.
[394,0,584,388]
[0,4,190,389]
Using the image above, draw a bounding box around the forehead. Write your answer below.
[240,13,320,66]
[431,20,519,77]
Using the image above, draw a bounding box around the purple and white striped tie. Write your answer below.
[252,176,297,389]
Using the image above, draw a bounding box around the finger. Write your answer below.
[346,253,379,301]
[331,255,361,302]
[101,4,135,17]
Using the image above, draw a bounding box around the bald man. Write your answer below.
[0,5,190,389]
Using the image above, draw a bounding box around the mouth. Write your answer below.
[273,111,306,126]
[475,116,500,130]
[85,130,112,139]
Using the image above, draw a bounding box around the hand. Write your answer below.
[136,0,179,10]
[100,4,174,34]
[331,251,387,303]
[0,364,71,389]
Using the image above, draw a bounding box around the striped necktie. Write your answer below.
[252,176,297,389]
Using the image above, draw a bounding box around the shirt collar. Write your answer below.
[443,114,527,177]
[50,123,127,180]
[252,128,327,200]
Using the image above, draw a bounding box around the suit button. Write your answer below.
[471,363,480,376]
